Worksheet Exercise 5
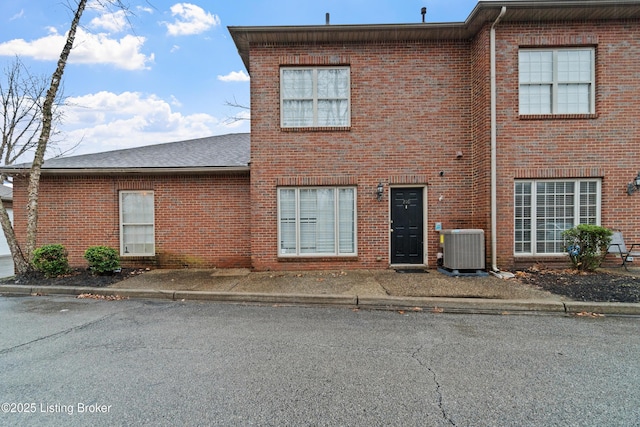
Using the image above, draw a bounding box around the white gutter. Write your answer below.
[490,6,507,274]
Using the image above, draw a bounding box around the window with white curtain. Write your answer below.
[514,180,600,255]
[281,67,350,128]
[120,191,155,256]
[519,48,594,115]
[278,187,356,256]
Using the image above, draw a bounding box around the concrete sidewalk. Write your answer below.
[2,267,639,316]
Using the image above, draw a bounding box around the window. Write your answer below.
[514,180,600,255]
[278,187,356,256]
[120,191,155,256]
[281,67,350,128]
[519,48,595,115]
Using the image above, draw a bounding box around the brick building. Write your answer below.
[6,134,252,269]
[4,1,640,273]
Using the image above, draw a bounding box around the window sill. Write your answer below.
[278,256,359,262]
[280,126,351,132]
[514,254,568,257]
[121,254,156,258]
[519,113,598,120]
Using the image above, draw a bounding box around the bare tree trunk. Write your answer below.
[0,59,48,273]
[24,0,87,262]
[0,208,28,274]
[0,174,28,274]
[0,205,27,274]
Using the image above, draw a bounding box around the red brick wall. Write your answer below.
[249,18,640,272]
[471,25,493,259]
[249,41,475,270]
[12,173,251,269]
[493,20,640,269]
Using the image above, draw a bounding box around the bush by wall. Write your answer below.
[563,225,613,272]
[84,246,121,275]
[32,244,71,278]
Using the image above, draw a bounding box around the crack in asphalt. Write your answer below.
[0,301,167,355]
[411,346,456,426]
[0,313,115,355]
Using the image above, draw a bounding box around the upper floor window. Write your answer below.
[519,48,595,115]
[280,67,350,128]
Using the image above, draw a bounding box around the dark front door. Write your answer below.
[391,188,424,264]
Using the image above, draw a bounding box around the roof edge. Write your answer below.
[0,166,251,176]
[229,0,640,71]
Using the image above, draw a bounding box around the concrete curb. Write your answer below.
[0,285,356,306]
[357,295,567,314]
[173,290,357,306]
[564,301,640,316]
[24,285,176,300]
[1,284,639,316]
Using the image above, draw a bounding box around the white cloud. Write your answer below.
[10,9,24,21]
[89,9,127,33]
[0,27,153,70]
[71,29,153,70]
[163,3,220,36]
[59,91,248,155]
[137,5,154,14]
[169,95,183,107]
[218,70,250,82]
[226,110,251,128]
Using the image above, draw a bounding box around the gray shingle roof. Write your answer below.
[2,133,250,173]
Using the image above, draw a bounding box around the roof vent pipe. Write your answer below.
[326,13,330,25]
[421,7,427,23]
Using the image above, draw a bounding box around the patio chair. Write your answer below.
[607,231,640,271]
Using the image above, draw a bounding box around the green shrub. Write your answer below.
[562,225,613,272]
[32,244,71,278]
[84,246,121,275]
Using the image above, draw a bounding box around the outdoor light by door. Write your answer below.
[376,182,384,201]
[627,172,640,195]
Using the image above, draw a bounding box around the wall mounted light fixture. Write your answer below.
[627,172,640,195]
[376,182,384,201]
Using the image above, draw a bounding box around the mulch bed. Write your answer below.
[516,267,640,303]
[1,268,143,288]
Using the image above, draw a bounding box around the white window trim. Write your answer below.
[280,66,351,128]
[514,179,601,256]
[277,187,357,257]
[519,47,596,115]
[119,190,155,257]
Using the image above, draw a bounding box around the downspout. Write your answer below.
[490,6,507,275]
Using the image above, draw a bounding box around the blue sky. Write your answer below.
[0,0,481,157]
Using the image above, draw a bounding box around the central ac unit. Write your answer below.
[440,229,485,271]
